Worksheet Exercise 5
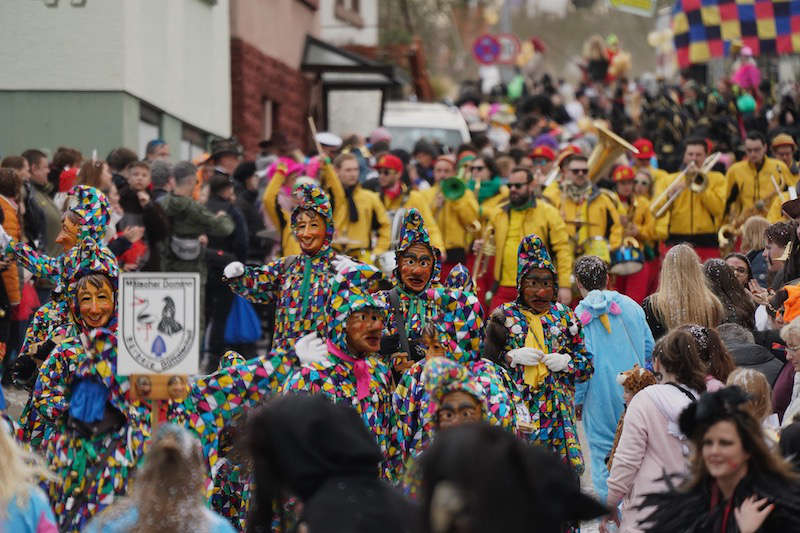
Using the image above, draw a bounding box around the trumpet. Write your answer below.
[718,224,740,253]
[650,152,721,218]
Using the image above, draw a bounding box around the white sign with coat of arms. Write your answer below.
[118,273,200,375]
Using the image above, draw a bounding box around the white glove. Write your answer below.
[294,333,329,365]
[223,261,244,279]
[332,255,358,273]
[0,224,10,248]
[507,347,544,368]
[543,352,571,373]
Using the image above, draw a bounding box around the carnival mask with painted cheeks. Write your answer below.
[76,275,114,328]
[521,268,555,313]
[346,308,384,355]
[294,209,326,255]
[55,212,81,252]
[436,390,481,429]
[398,243,434,293]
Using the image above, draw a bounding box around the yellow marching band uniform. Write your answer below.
[261,131,800,308]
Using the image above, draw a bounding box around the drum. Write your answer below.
[578,236,611,264]
[610,237,644,275]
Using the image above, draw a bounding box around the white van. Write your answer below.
[382,101,471,152]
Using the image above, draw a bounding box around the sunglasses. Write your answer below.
[568,168,589,175]
[378,168,394,175]
[634,179,650,186]
[469,165,486,171]
[508,182,528,189]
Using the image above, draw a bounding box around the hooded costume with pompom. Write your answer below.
[33,240,148,532]
[490,233,592,474]
[19,235,117,450]
[227,183,365,354]
[574,288,653,502]
[14,186,111,403]
[384,210,519,472]
[400,356,487,499]
[443,262,474,293]
[281,264,395,477]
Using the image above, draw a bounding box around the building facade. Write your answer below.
[0,0,231,161]
[229,0,319,157]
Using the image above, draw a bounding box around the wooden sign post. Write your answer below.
[117,273,200,432]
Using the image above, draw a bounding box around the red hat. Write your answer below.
[557,145,583,169]
[613,165,635,182]
[59,167,79,193]
[530,145,555,161]
[632,139,654,160]
[375,154,404,173]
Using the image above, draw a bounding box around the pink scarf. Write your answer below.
[326,339,370,400]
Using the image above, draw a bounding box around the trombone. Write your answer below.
[650,152,721,218]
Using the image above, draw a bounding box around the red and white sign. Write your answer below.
[496,33,521,65]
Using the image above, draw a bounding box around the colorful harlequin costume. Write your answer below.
[443,262,474,293]
[205,350,252,531]
[33,239,150,532]
[400,356,487,499]
[281,265,395,478]
[384,210,518,468]
[17,232,119,451]
[7,185,110,285]
[489,234,593,474]
[13,186,110,380]
[227,183,360,354]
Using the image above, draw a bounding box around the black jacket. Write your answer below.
[234,183,266,261]
[117,185,170,271]
[206,195,248,263]
[727,341,784,386]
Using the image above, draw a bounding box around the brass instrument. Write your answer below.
[650,152,721,218]
[472,225,496,287]
[441,176,466,200]
[719,173,785,253]
[441,166,468,201]
[586,122,640,183]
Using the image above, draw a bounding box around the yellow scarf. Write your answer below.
[520,309,550,387]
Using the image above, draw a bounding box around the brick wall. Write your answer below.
[230,37,310,158]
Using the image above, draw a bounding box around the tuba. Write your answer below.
[586,122,640,183]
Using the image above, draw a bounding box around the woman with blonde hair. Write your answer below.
[727,368,780,447]
[738,215,771,289]
[85,424,234,533]
[642,244,724,339]
[0,425,57,532]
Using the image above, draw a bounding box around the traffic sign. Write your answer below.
[472,34,501,65]
[496,33,521,65]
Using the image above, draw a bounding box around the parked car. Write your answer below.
[382,101,470,152]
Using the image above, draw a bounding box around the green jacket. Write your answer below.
[157,192,234,273]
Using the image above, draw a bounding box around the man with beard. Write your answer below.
[547,154,623,270]
[481,166,572,311]
[484,233,592,483]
